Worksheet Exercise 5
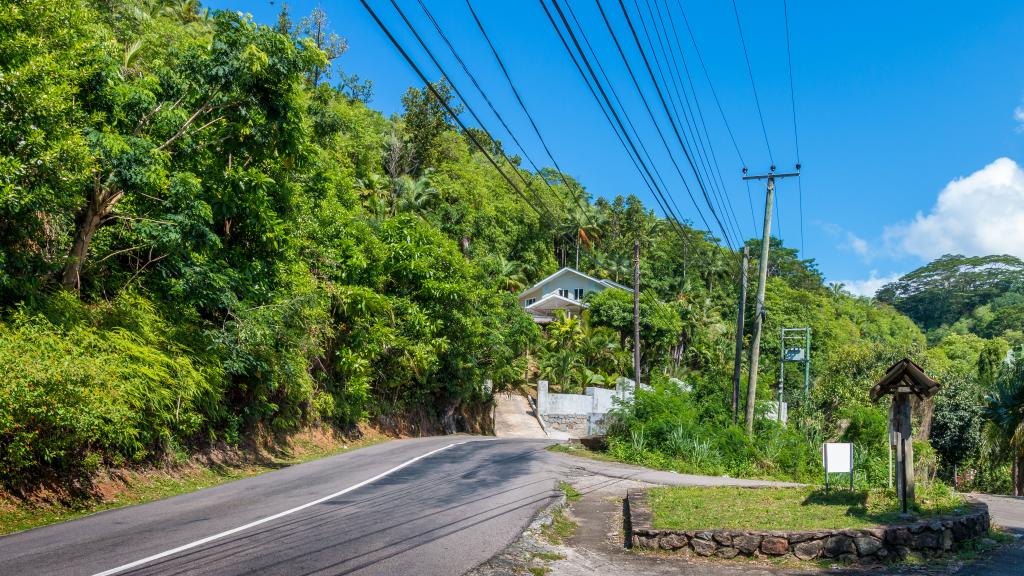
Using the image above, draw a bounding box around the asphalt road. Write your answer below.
[0,437,561,576]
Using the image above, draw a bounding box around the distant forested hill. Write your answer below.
[876,254,1024,342]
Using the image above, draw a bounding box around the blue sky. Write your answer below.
[207,0,1024,295]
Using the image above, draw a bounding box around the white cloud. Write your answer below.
[1015,105,1024,131]
[885,157,1024,260]
[845,232,870,258]
[835,271,902,298]
[817,221,873,261]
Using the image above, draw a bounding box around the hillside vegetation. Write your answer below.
[1,0,1021,499]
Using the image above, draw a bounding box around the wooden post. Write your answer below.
[893,391,915,514]
[870,359,940,515]
[632,238,641,395]
[731,247,749,424]
[900,391,915,506]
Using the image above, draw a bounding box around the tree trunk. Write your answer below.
[1015,454,1024,497]
[61,182,120,291]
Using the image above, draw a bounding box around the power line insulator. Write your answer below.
[742,167,748,175]
[795,163,802,171]
[770,164,776,172]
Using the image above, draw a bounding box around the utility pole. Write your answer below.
[731,246,749,424]
[778,327,811,425]
[742,167,800,435]
[633,238,641,394]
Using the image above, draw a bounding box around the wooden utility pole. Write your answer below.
[731,246,749,424]
[633,238,642,394]
[742,168,799,435]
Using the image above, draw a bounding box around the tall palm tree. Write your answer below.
[393,172,436,216]
[547,310,585,350]
[493,256,529,293]
[357,174,389,218]
[596,252,631,284]
[982,360,1024,495]
[556,203,601,269]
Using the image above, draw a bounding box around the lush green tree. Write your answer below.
[587,288,682,377]
[743,237,824,293]
[400,80,462,175]
[931,376,983,482]
[982,360,1024,495]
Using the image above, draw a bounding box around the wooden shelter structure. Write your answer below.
[869,358,941,514]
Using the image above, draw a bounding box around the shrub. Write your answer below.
[0,295,225,486]
[605,378,821,482]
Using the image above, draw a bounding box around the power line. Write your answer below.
[634,0,742,246]
[647,0,748,243]
[559,0,701,243]
[782,0,805,255]
[405,0,588,237]
[385,0,558,218]
[676,0,745,169]
[557,0,693,245]
[675,0,755,240]
[600,0,736,249]
[359,0,553,223]
[745,178,758,239]
[541,0,694,246]
[458,0,596,228]
[730,0,774,164]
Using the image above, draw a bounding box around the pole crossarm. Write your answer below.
[743,171,800,181]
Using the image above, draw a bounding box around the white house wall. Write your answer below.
[543,392,593,415]
[519,271,607,305]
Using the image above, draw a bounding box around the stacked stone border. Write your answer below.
[626,488,990,562]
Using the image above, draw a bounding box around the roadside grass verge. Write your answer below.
[547,442,803,484]
[541,482,580,545]
[0,427,385,535]
[547,443,622,464]
[648,484,965,531]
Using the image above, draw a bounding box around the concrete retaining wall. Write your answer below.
[536,380,636,437]
[627,488,990,562]
[543,414,589,436]
[544,392,593,415]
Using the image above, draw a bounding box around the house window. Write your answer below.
[524,298,536,306]
[558,289,570,298]
[573,288,585,300]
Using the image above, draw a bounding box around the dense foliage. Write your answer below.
[1,0,1021,497]
[0,0,552,485]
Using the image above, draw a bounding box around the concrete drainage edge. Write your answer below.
[626,487,991,562]
[525,393,551,438]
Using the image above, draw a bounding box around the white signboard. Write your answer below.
[823,442,853,473]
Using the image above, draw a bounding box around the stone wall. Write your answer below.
[542,414,589,436]
[627,488,990,562]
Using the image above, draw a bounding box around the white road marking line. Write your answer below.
[91,442,465,576]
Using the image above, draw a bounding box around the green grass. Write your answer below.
[547,443,621,464]
[540,482,581,545]
[558,481,581,502]
[542,508,577,545]
[547,442,804,484]
[648,485,965,531]
[0,433,384,535]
